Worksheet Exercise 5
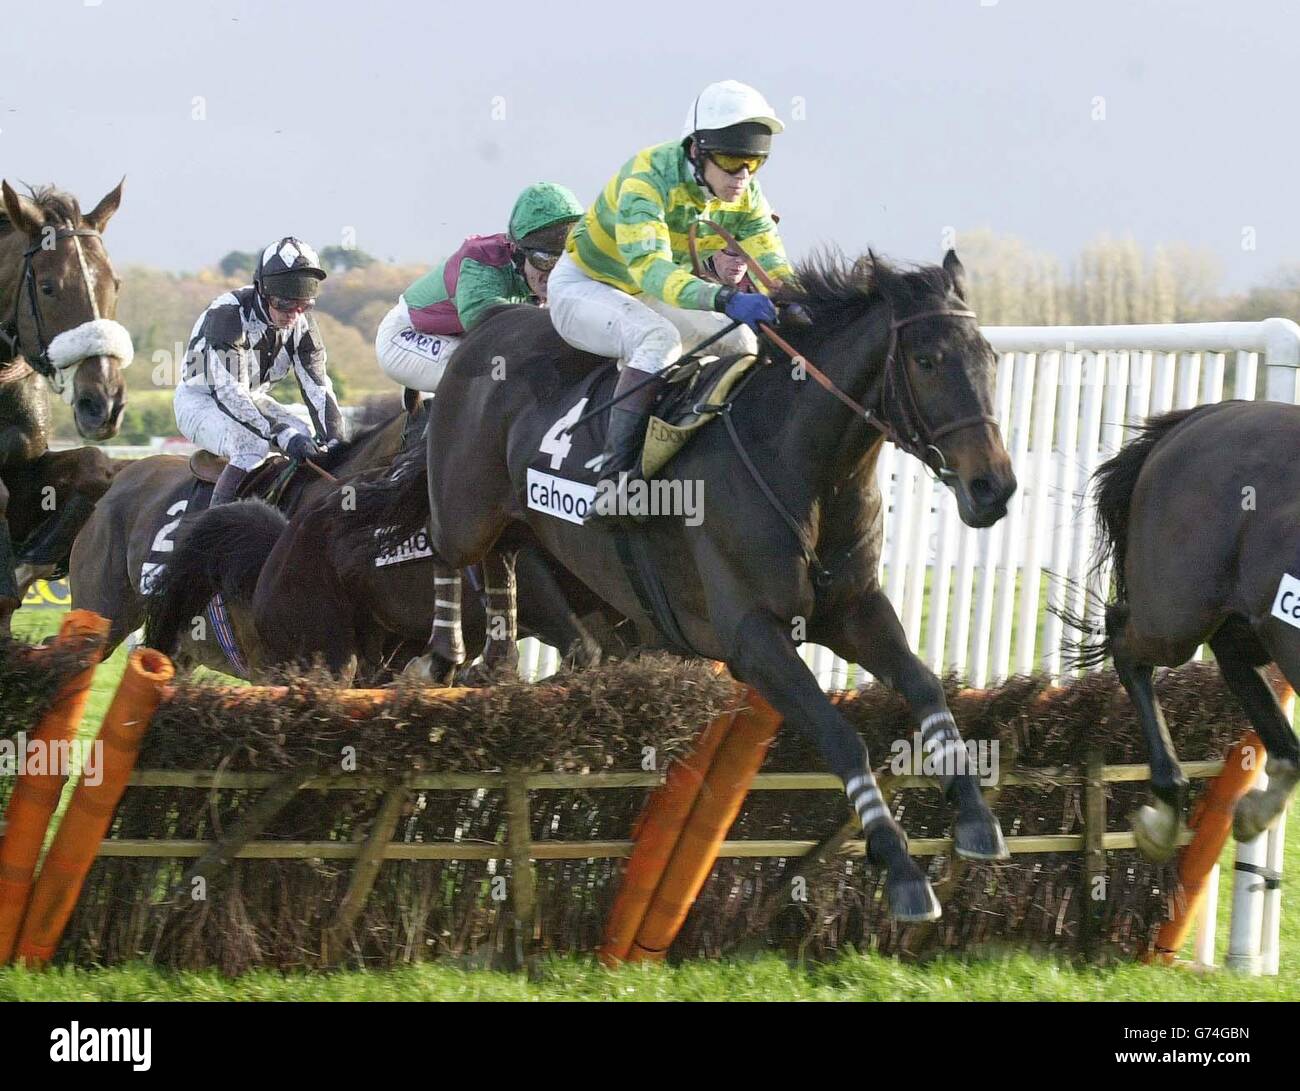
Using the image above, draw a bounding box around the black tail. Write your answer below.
[337,441,431,573]
[1091,405,1219,602]
[1055,403,1226,669]
[142,500,288,654]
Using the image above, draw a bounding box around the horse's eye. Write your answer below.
[915,354,935,372]
[39,280,56,296]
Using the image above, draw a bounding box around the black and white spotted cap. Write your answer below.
[255,237,327,300]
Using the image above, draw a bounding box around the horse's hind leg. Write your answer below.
[457,549,520,685]
[0,477,20,634]
[514,546,602,670]
[821,588,1007,861]
[1109,604,1188,861]
[1220,620,1300,841]
[729,608,940,922]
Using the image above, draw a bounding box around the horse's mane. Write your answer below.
[0,184,84,234]
[338,410,400,453]
[778,249,956,322]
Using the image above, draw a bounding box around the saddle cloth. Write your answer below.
[139,453,308,677]
[529,353,758,483]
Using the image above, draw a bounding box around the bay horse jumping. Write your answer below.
[1084,401,1300,860]
[69,411,411,661]
[139,480,631,684]
[0,179,131,631]
[352,250,1018,921]
[73,410,622,682]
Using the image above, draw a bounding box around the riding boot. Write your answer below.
[402,390,431,451]
[585,368,664,531]
[211,464,248,507]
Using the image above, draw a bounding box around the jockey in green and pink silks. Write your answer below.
[374,183,584,394]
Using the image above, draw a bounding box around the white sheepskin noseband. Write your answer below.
[44,319,134,403]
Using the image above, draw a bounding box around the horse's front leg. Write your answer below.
[0,475,19,635]
[819,587,1008,861]
[728,607,940,922]
[13,448,115,586]
[1105,603,1187,861]
[402,562,468,685]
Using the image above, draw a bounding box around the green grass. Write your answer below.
[0,949,1297,1002]
[7,608,1298,1000]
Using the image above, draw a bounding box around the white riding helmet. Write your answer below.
[682,80,784,142]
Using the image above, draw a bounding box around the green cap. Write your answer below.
[508,182,584,245]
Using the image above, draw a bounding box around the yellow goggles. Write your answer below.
[708,152,767,176]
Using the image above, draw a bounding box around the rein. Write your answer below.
[686,219,1000,589]
[0,225,104,382]
[688,219,998,480]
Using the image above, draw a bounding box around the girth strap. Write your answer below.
[612,526,702,658]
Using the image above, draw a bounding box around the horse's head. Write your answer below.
[782,249,1016,528]
[0,179,131,440]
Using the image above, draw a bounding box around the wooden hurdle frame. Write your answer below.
[0,631,1287,971]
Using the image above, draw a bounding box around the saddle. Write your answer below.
[638,352,759,479]
[187,450,303,507]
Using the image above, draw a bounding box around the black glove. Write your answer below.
[317,436,347,468]
[283,433,323,463]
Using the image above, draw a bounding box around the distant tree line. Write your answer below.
[70,230,1300,442]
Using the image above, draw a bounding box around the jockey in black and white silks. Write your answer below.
[173,237,344,505]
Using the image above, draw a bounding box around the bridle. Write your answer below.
[688,219,1000,484]
[794,306,999,485]
[686,219,1003,586]
[0,224,104,384]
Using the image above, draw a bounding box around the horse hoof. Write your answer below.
[401,654,457,687]
[953,806,1010,861]
[1233,789,1281,843]
[886,871,942,923]
[456,660,519,687]
[1131,801,1180,862]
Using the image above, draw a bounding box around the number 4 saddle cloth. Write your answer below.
[532,351,758,482]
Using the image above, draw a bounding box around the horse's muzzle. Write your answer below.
[73,370,126,441]
[953,469,1017,529]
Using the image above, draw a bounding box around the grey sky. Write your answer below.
[2,0,1294,287]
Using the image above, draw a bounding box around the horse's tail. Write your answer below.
[1057,405,1218,669]
[337,441,431,572]
[1094,406,1219,602]
[142,500,288,654]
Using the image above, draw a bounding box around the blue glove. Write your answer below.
[719,288,777,330]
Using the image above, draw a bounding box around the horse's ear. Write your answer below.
[866,249,896,319]
[942,249,968,301]
[1,180,43,236]
[85,177,124,233]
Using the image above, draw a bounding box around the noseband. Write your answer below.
[877,307,1002,483]
[687,219,1000,484]
[0,225,104,381]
